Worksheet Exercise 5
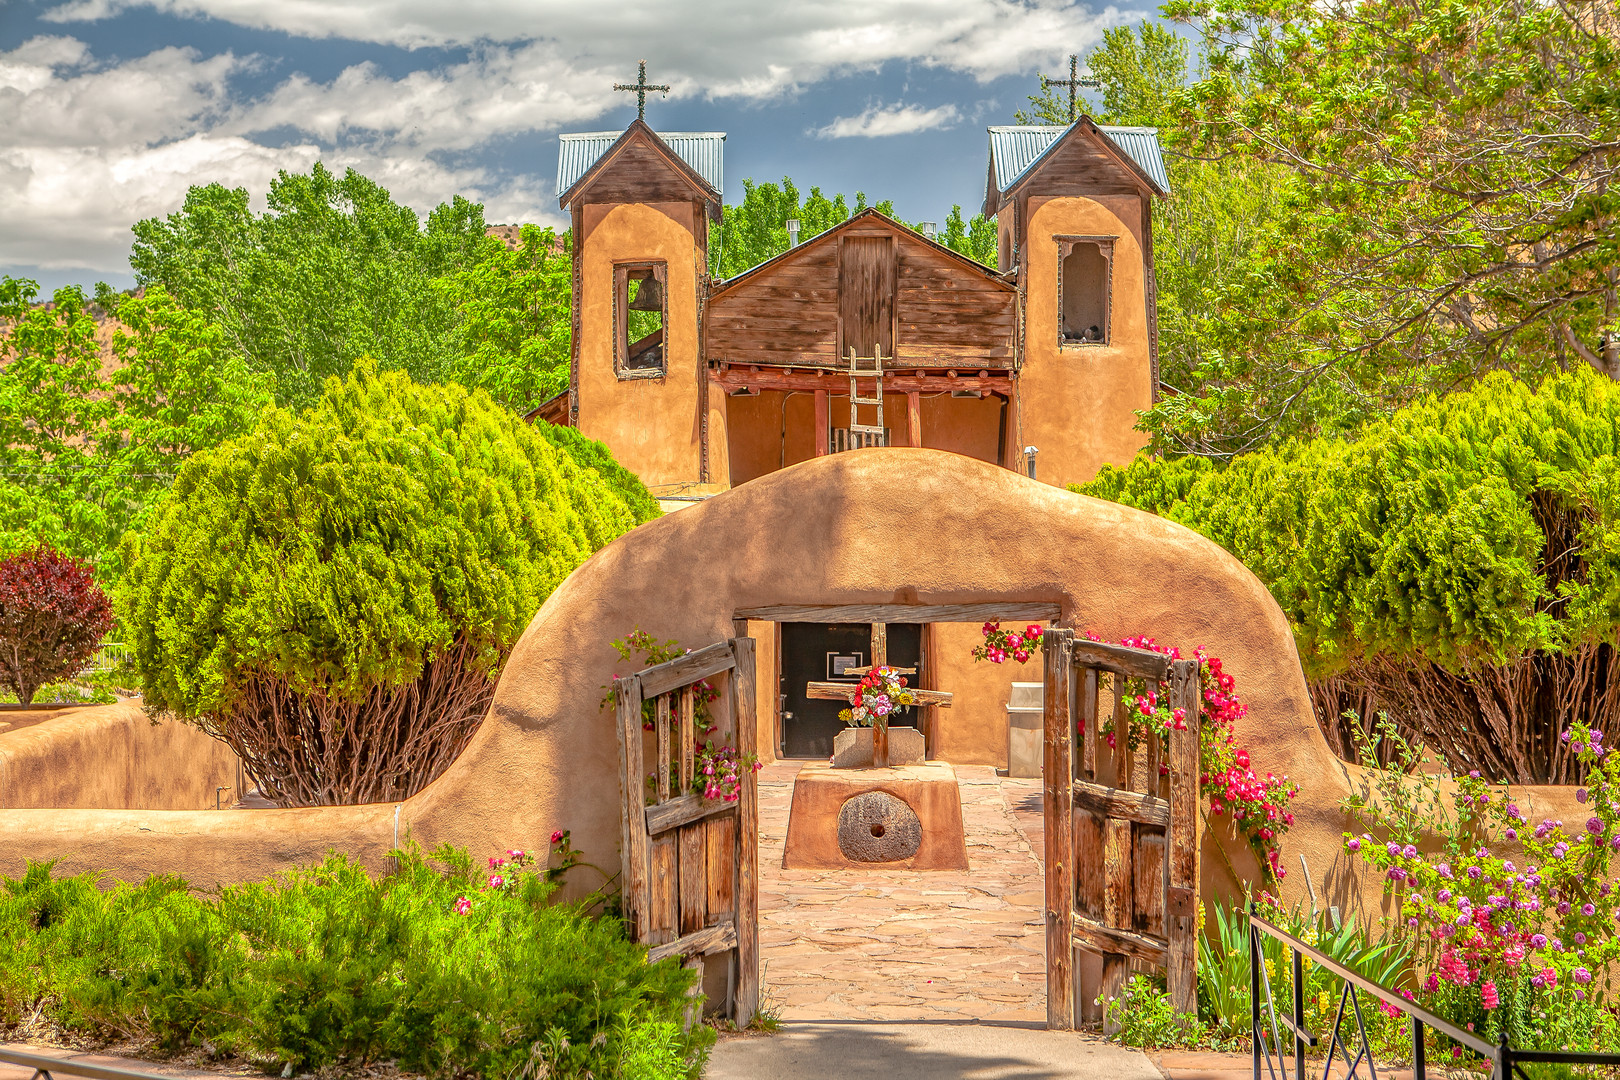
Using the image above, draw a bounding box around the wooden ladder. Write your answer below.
[846,346,886,440]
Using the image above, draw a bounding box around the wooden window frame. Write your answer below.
[1054,235,1115,349]
[613,260,669,380]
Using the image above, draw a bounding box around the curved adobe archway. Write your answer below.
[9,448,1560,917]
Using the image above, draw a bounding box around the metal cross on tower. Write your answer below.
[614,60,671,121]
[1040,54,1099,124]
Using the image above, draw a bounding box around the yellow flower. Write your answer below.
[1317,990,1331,1015]
[1264,958,1277,981]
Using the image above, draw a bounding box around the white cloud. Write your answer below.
[815,102,961,139]
[5,1,1143,276]
[39,0,1136,88]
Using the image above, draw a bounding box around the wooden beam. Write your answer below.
[638,642,736,699]
[806,682,953,706]
[907,391,922,447]
[1072,639,1173,681]
[871,622,889,768]
[711,366,1013,396]
[646,791,739,835]
[735,602,1060,624]
[1073,913,1168,966]
[814,390,829,456]
[1166,658,1202,1016]
[1043,628,1076,1030]
[1072,778,1169,827]
[615,674,650,942]
[646,917,739,963]
[730,636,761,1029]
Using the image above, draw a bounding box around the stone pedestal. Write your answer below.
[782,762,968,870]
[830,725,926,768]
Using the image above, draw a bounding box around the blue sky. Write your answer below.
[0,0,1150,292]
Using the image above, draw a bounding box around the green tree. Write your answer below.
[713,177,996,276]
[118,363,658,806]
[1017,23,1190,126]
[130,164,490,410]
[440,224,573,411]
[1083,369,1620,783]
[1145,0,1620,456]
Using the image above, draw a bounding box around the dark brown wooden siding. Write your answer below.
[571,134,711,206]
[706,219,1015,369]
[1015,131,1149,199]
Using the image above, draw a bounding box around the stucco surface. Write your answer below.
[0,704,239,811]
[929,623,1044,766]
[1016,195,1153,490]
[0,450,1593,923]
[576,201,704,487]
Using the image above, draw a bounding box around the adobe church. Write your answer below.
[539,110,1169,769]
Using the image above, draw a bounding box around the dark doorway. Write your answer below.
[779,623,923,758]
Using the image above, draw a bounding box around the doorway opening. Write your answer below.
[777,622,922,758]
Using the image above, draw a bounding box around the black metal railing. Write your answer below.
[0,1047,172,1080]
[1249,906,1620,1080]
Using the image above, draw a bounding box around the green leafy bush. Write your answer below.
[0,849,709,1079]
[1082,369,1620,782]
[118,364,659,805]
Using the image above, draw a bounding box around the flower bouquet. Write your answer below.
[837,665,916,730]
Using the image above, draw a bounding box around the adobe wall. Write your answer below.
[576,200,705,488]
[0,704,240,811]
[0,450,1590,929]
[1016,194,1154,491]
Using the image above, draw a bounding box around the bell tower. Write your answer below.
[557,119,725,489]
[984,120,1169,488]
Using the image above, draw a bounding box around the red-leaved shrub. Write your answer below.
[0,546,113,706]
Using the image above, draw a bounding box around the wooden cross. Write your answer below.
[806,665,953,769]
[1040,54,1099,124]
[614,60,671,121]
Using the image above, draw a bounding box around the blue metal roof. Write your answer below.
[988,124,1170,195]
[557,130,726,198]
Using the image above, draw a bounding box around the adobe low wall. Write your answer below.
[0,449,1589,929]
[0,704,241,811]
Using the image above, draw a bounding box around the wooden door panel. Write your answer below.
[839,235,896,358]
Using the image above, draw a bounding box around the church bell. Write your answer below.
[628,274,663,311]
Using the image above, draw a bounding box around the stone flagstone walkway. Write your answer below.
[756,761,1049,1023]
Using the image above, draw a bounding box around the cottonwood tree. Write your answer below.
[1151,0,1620,456]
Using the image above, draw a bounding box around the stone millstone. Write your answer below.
[836,790,923,862]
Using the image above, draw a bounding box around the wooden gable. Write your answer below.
[990,120,1166,216]
[705,210,1017,370]
[559,120,720,216]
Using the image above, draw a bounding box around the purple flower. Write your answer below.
[1559,901,1572,915]
[1612,835,1620,851]
[1576,931,1589,944]
[1387,867,1407,882]
[1531,934,1548,948]
[1505,828,1518,840]
[1563,730,1572,742]
[1438,888,1453,902]
[1438,863,1454,879]
[1593,730,1605,745]
[1583,904,1596,916]
[1577,788,1589,803]
[1553,843,1569,860]
[1587,816,1604,834]
[1470,770,1481,779]
[1575,967,1593,984]
[1467,866,1483,879]
[1387,841,1403,858]
[1403,844,1419,859]
[1507,803,1523,820]
[1347,837,1361,853]
[1407,917,1418,928]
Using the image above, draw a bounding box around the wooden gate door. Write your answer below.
[614,636,759,1027]
[1040,629,1201,1029]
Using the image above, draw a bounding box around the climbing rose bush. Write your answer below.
[974,624,1298,881]
[1104,635,1298,882]
[1344,720,1620,1048]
